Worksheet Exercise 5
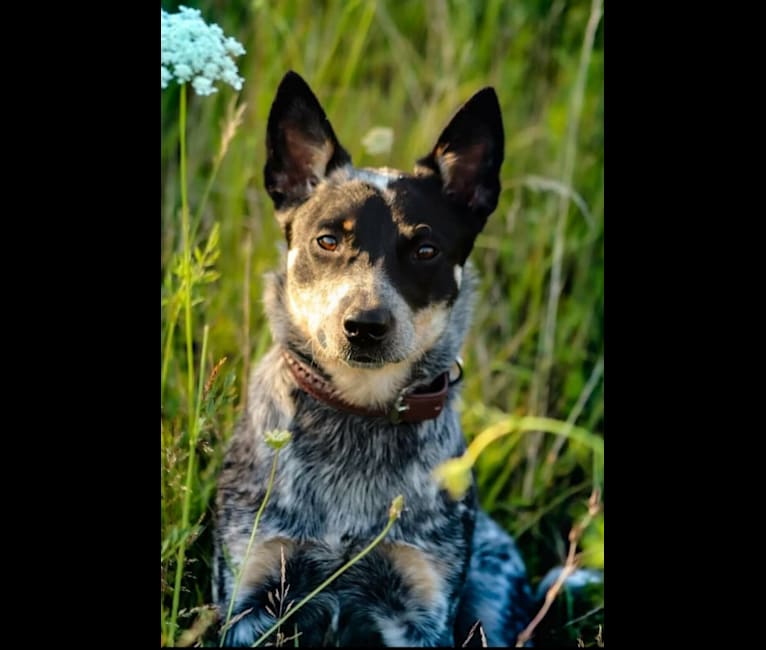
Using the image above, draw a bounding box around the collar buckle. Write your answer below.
[389,391,411,424]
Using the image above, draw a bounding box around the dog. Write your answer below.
[213,71,536,647]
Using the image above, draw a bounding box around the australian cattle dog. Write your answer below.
[213,71,535,647]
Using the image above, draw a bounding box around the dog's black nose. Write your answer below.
[343,308,393,344]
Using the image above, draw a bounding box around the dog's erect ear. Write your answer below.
[416,87,504,225]
[264,71,351,211]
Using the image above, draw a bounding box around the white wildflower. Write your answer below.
[161,6,245,96]
[192,76,214,96]
[361,126,394,156]
[175,63,193,83]
[225,37,246,57]
[264,429,292,450]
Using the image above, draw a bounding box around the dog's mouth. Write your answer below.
[342,349,404,369]
[344,354,388,369]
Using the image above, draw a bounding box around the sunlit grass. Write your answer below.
[161,0,603,645]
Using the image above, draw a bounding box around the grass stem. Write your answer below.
[220,446,283,645]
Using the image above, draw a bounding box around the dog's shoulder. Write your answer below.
[217,347,293,491]
[244,346,295,433]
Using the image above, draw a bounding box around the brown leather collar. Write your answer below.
[282,350,457,424]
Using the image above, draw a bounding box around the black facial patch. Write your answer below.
[386,175,483,302]
[287,176,480,311]
[288,183,393,287]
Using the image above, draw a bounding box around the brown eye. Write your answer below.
[415,244,438,260]
[317,235,338,251]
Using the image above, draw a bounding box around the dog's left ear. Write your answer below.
[416,87,504,226]
[264,71,351,211]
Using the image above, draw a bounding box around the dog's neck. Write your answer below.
[262,262,477,409]
[282,349,456,423]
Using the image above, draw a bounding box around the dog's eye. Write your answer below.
[317,235,338,252]
[415,244,438,261]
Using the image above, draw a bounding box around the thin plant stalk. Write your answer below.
[241,229,252,411]
[190,100,247,246]
[252,496,405,647]
[180,83,196,453]
[515,490,601,647]
[220,448,283,646]
[163,101,244,407]
[169,320,208,642]
[167,93,204,632]
[543,356,604,485]
[169,323,208,642]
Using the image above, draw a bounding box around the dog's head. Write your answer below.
[264,71,504,406]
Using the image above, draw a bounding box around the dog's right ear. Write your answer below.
[264,71,351,213]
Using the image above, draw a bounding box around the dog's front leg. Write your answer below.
[334,542,460,647]
[218,537,343,647]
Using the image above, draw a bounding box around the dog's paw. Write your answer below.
[221,590,339,647]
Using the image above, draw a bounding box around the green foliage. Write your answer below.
[161,0,604,646]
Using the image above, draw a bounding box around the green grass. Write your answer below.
[161,0,604,646]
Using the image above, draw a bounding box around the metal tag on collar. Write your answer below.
[449,356,464,386]
[389,390,410,424]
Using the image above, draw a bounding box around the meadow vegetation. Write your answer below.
[161,0,604,645]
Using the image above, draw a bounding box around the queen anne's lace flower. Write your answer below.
[161,6,245,96]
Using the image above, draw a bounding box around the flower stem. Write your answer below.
[252,496,404,647]
[168,323,208,642]
[220,447,283,646]
[168,83,202,645]
[179,83,195,457]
